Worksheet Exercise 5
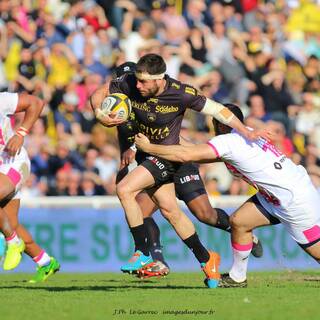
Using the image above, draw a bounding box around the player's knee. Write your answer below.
[193,207,217,224]
[116,182,133,200]
[161,208,180,223]
[230,214,245,230]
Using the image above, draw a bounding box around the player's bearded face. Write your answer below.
[136,79,159,97]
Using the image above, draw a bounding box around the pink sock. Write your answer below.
[6,231,21,245]
[33,250,51,267]
[229,241,253,282]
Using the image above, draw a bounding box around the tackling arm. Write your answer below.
[135,133,218,163]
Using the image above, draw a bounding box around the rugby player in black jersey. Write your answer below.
[108,62,263,278]
[90,55,269,287]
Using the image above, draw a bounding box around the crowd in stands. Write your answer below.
[0,0,319,197]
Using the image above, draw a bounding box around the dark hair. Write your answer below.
[112,62,136,79]
[223,103,244,123]
[136,54,166,75]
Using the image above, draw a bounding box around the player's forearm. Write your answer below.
[144,144,192,162]
[227,116,251,137]
[90,85,109,114]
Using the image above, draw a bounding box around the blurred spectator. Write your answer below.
[95,144,119,182]
[295,95,320,137]
[247,94,271,123]
[161,1,189,46]
[66,170,82,196]
[265,120,294,157]
[15,47,36,92]
[84,148,100,175]
[120,18,159,62]
[20,173,47,198]
[47,43,77,88]
[46,170,68,196]
[31,144,51,180]
[81,41,110,78]
[207,21,232,67]
[79,171,106,196]
[81,0,110,32]
[184,0,207,28]
[205,177,221,197]
[48,141,84,178]
[54,90,82,137]
[258,61,295,133]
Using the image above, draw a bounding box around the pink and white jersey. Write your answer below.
[207,130,311,208]
[0,92,19,157]
[0,92,30,197]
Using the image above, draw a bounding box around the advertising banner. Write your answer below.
[2,207,317,273]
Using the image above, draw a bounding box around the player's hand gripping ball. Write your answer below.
[101,93,132,121]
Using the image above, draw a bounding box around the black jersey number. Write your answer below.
[274,162,282,170]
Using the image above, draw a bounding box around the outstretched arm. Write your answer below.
[135,133,218,163]
[201,98,272,141]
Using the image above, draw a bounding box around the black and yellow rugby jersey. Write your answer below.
[110,74,206,145]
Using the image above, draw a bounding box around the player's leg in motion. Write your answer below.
[0,173,24,270]
[174,165,263,257]
[4,199,60,283]
[133,192,170,278]
[186,195,263,258]
[116,166,156,273]
[117,165,169,275]
[302,241,320,264]
[219,197,272,288]
[152,183,220,288]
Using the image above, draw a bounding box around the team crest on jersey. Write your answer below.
[147,113,157,122]
[148,98,158,104]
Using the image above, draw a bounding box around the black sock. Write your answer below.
[130,224,149,256]
[144,217,166,263]
[183,232,210,264]
[215,208,231,233]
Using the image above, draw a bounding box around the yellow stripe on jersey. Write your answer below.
[185,87,196,95]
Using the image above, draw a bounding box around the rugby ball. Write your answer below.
[101,93,132,121]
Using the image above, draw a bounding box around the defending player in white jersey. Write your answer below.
[0,92,60,281]
[135,103,320,288]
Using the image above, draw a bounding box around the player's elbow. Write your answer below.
[30,95,45,114]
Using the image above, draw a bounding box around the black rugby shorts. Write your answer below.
[174,163,207,203]
[139,154,179,187]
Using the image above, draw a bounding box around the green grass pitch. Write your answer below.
[0,271,319,320]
